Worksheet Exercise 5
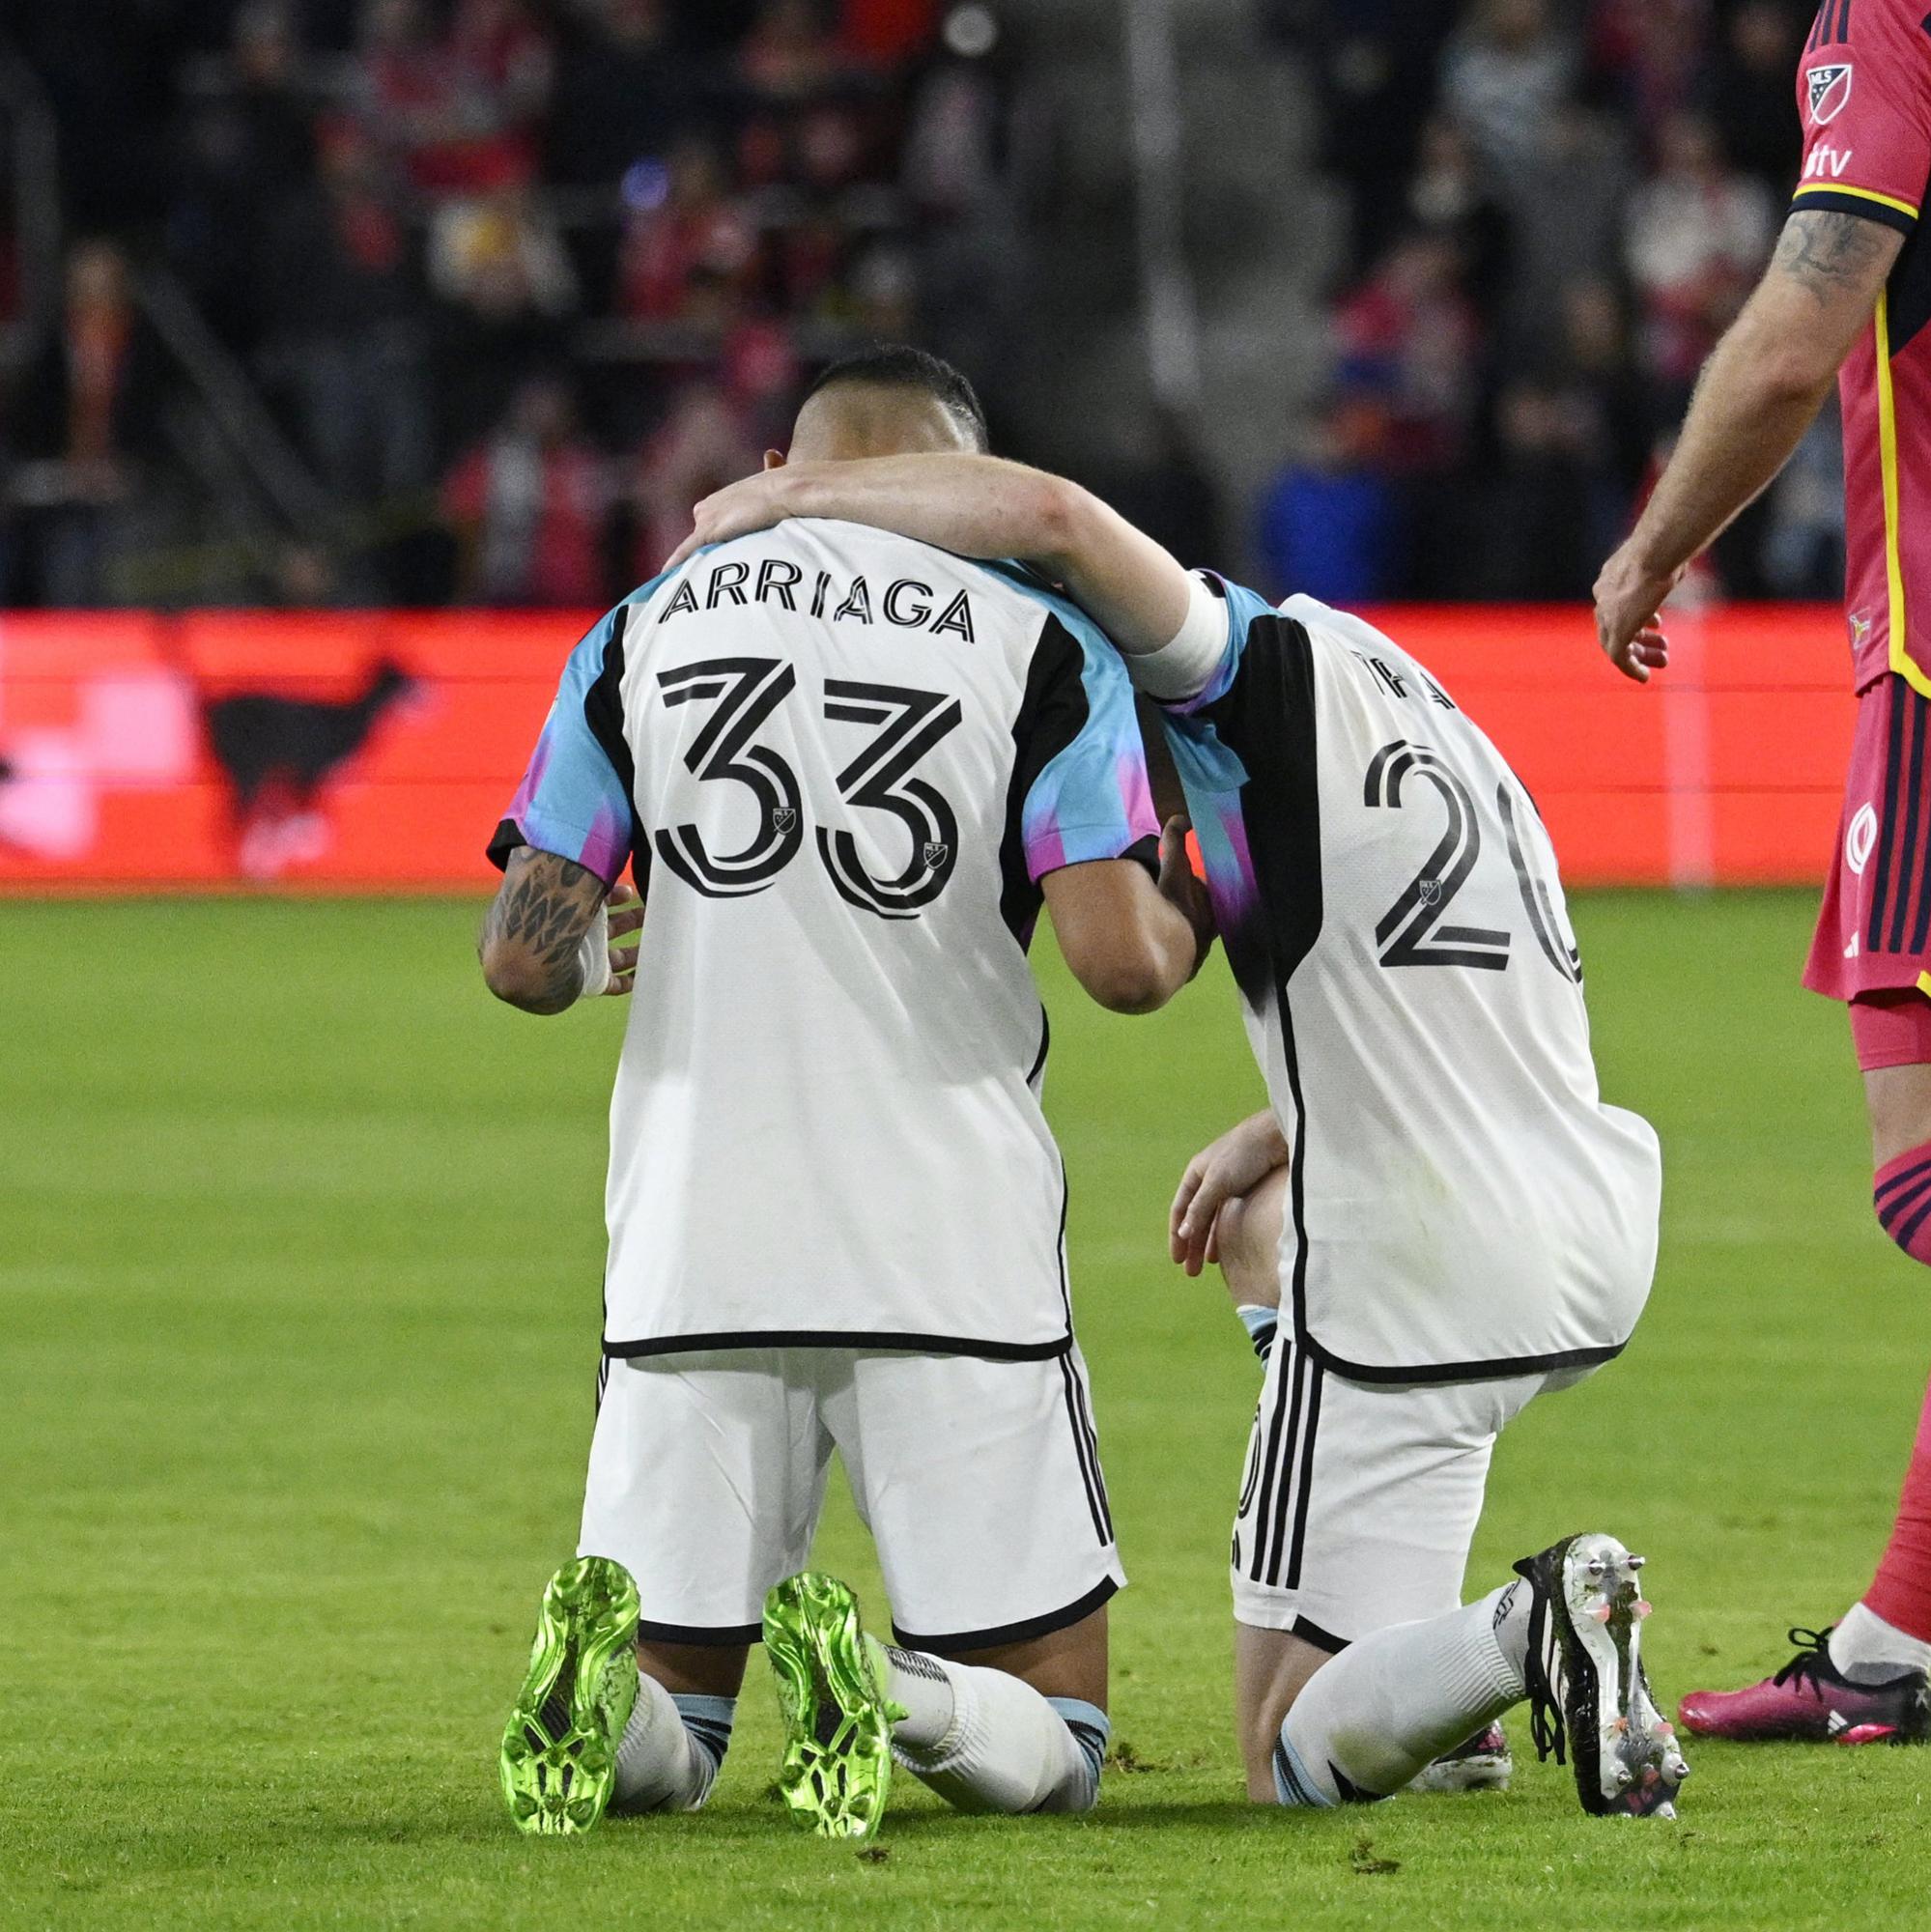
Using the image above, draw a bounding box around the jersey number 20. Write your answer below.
[1364,738,1581,980]
[654,657,962,920]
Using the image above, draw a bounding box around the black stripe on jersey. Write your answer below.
[1284,1358,1324,1592]
[1059,1354,1111,1546]
[638,1616,764,1645]
[1244,1338,1297,1583]
[998,612,1137,946]
[1289,1614,1349,1655]
[602,1327,1076,1362]
[584,603,647,890]
[1052,1154,1073,1331]
[1867,678,1909,950]
[1071,1357,1114,1540]
[1306,1334,1630,1385]
[1261,1345,1313,1587]
[1792,188,1917,237]
[1892,687,1930,950]
[595,1268,612,1412]
[1026,1008,1051,1088]
[890,1576,1118,1652]
[1808,0,1851,46]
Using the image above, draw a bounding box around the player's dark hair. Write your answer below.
[799,344,989,450]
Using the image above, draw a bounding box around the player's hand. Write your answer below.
[1169,1112,1290,1278]
[1155,814,1215,977]
[1592,541,1678,683]
[666,470,796,570]
[601,882,643,996]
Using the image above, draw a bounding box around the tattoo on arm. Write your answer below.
[1772,209,1897,307]
[479,846,608,1012]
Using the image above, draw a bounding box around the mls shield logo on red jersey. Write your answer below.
[1807,63,1853,125]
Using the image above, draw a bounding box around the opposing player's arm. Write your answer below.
[1594,207,1903,680]
[669,454,1199,666]
[1042,817,1213,1014]
[478,846,642,1014]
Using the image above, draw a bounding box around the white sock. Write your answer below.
[1274,1582,1530,1806]
[882,1645,1107,1814]
[611,1672,734,1813]
[1830,1601,1931,1684]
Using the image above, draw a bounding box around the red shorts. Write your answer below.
[1852,988,1931,1070]
[1805,673,1931,1004]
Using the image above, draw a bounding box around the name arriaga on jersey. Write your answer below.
[662,551,980,640]
[488,517,1158,1363]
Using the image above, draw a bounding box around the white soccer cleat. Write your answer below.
[1406,1721,1512,1794]
[1514,1532,1690,1818]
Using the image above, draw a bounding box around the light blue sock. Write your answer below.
[671,1692,736,1776]
[1236,1305,1278,1360]
[1047,1697,1111,1809]
[1271,1727,1340,1807]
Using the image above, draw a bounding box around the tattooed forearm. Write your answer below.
[478,846,607,1013]
[1772,209,1899,307]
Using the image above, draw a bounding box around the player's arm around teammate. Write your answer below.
[674,452,1693,1821]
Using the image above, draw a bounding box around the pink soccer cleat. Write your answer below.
[1678,1628,1930,1745]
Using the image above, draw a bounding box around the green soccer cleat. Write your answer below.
[763,1571,901,1842]
[498,1555,640,1836]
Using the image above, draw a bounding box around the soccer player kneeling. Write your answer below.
[672,448,1690,1819]
[478,351,1209,1838]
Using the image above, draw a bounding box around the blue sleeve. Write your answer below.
[1163,577,1281,715]
[488,605,634,886]
[1016,598,1160,881]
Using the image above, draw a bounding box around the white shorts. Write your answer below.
[581,1346,1124,1650]
[1230,1334,1594,1649]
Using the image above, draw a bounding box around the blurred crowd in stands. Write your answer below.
[1259,0,1840,603]
[0,0,1019,606]
[0,0,1847,609]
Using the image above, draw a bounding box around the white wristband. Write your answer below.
[1127,571,1227,701]
[577,901,611,1000]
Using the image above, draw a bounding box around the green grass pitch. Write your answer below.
[4,890,1927,1929]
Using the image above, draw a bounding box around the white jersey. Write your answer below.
[492,519,1159,1361]
[1158,584,1661,1381]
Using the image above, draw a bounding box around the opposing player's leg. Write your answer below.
[1680,992,1931,1742]
[500,1350,829,1833]
[767,1348,1121,1834]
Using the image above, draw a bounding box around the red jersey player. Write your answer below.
[1594,0,1931,1743]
